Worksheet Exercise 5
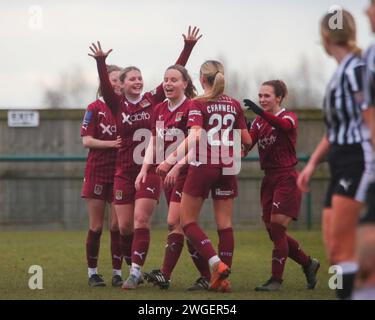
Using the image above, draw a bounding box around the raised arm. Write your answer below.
[150,26,202,105]
[175,26,202,66]
[88,41,121,114]
[243,99,294,131]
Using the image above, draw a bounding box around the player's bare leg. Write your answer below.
[329,195,362,299]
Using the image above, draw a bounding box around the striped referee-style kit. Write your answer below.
[323,52,375,205]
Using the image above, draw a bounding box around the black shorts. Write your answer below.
[324,142,375,207]
[359,182,375,224]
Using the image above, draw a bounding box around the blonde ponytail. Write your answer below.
[195,60,225,102]
[320,9,362,56]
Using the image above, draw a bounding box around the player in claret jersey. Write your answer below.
[81,65,124,287]
[88,26,202,289]
[136,65,211,290]
[244,80,319,292]
[157,60,252,292]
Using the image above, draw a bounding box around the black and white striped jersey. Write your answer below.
[323,53,370,145]
[363,44,375,108]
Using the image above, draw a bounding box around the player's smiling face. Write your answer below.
[163,69,187,102]
[258,85,281,112]
[109,71,122,95]
[122,70,143,98]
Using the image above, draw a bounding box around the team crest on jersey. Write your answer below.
[175,112,183,122]
[139,99,151,109]
[115,190,123,200]
[94,184,103,195]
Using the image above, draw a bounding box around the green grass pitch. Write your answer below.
[0,229,334,300]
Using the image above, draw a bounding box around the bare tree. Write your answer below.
[220,54,325,109]
[42,66,95,108]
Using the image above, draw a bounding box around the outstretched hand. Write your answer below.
[243,99,264,116]
[182,26,203,43]
[88,41,113,59]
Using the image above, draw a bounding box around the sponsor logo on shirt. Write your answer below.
[100,123,116,135]
[258,134,277,149]
[122,111,151,124]
[94,184,103,195]
[156,127,184,138]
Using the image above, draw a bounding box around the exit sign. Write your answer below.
[8,110,40,127]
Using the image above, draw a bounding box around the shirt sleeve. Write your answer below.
[364,45,375,109]
[147,83,165,106]
[282,112,298,129]
[346,63,364,93]
[234,102,248,130]
[249,118,259,145]
[151,104,160,136]
[175,40,197,67]
[81,104,96,137]
[95,56,121,115]
[260,110,295,131]
[187,100,204,128]
[346,63,366,111]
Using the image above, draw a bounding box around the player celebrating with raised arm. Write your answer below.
[81,64,124,287]
[297,10,374,300]
[88,26,202,289]
[157,60,252,292]
[136,65,212,290]
[243,81,319,292]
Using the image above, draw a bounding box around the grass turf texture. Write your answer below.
[0,229,334,300]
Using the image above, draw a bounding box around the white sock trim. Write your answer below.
[113,269,122,276]
[88,268,98,277]
[130,263,141,278]
[208,255,221,269]
[337,262,359,274]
